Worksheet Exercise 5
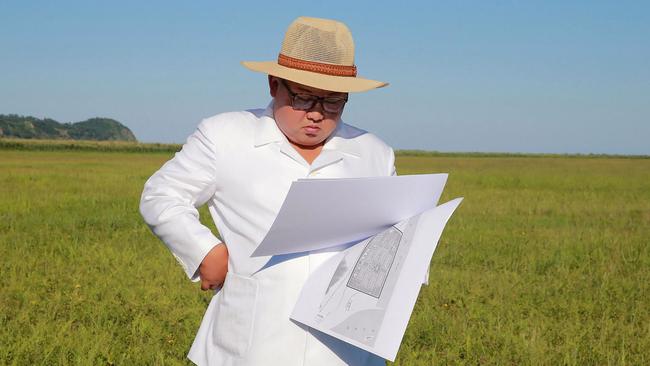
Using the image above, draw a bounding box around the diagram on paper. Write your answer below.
[314,215,420,346]
[289,197,464,361]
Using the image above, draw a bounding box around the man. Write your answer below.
[140,16,394,366]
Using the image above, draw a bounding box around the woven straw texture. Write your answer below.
[280,17,355,66]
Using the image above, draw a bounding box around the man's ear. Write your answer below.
[269,76,279,97]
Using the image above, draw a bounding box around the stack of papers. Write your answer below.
[252,174,462,361]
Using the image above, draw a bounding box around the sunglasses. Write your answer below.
[280,79,348,114]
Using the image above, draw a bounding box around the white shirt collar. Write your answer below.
[253,102,285,147]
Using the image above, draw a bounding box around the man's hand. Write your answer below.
[199,243,229,291]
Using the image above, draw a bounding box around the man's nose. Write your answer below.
[306,102,325,122]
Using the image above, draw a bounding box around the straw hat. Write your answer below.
[242,16,387,93]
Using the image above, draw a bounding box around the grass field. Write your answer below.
[1,145,649,365]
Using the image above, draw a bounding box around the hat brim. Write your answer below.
[241,61,388,93]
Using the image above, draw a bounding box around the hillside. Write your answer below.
[0,114,137,141]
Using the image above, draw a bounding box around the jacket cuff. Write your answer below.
[185,232,222,282]
[146,214,222,281]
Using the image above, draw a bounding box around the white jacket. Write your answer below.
[140,104,395,366]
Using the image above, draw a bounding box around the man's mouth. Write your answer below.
[304,126,321,134]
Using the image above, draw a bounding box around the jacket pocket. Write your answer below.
[213,272,259,357]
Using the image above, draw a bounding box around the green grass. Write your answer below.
[0,137,181,153]
[1,147,649,365]
[396,156,650,365]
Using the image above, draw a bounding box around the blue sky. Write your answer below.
[1,1,648,154]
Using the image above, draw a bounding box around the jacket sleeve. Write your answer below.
[387,146,397,176]
[139,120,221,281]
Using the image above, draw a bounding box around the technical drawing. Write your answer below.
[347,226,403,298]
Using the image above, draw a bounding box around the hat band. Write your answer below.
[278,53,357,77]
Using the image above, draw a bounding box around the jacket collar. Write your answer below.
[253,102,286,147]
[253,100,362,159]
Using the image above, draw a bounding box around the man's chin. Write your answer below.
[293,136,326,149]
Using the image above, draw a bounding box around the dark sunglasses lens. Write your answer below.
[292,95,315,110]
[323,99,346,113]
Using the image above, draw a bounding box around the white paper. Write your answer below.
[290,198,463,361]
[251,174,448,257]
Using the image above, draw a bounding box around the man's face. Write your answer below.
[269,76,347,149]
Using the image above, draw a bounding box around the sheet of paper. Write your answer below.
[251,174,448,257]
[290,198,463,361]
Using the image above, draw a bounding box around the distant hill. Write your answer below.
[0,114,137,141]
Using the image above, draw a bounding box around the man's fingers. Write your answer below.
[200,280,212,291]
[200,279,223,291]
